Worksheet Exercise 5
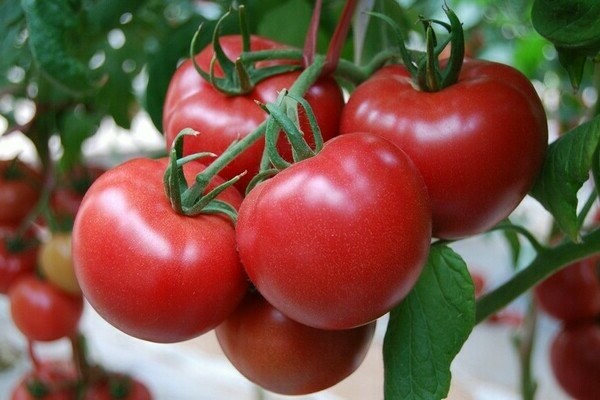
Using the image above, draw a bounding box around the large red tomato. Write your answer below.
[72,158,247,343]
[0,159,42,225]
[163,35,345,191]
[9,275,84,342]
[0,226,38,294]
[550,321,600,400]
[340,59,548,239]
[236,133,431,330]
[534,255,600,322]
[216,293,375,395]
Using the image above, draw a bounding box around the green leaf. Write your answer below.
[532,0,600,50]
[256,0,312,48]
[530,116,600,242]
[21,0,98,95]
[532,0,600,88]
[383,244,475,400]
[502,224,522,268]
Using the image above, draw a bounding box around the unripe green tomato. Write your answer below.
[38,233,80,295]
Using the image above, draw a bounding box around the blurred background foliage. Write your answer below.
[0,0,598,172]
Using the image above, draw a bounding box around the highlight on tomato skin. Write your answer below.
[215,292,376,396]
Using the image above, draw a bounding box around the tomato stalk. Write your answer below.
[164,55,327,217]
[372,5,464,92]
[475,227,600,323]
[190,6,302,96]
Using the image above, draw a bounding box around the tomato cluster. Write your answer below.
[534,255,600,399]
[67,24,552,394]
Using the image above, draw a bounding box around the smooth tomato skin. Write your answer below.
[534,256,600,322]
[84,376,152,400]
[0,226,38,294]
[216,293,375,395]
[0,159,42,225]
[9,275,83,342]
[340,59,548,239]
[163,35,344,191]
[72,158,247,343]
[550,321,600,400]
[38,233,80,295]
[237,133,432,329]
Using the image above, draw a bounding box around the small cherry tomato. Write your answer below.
[216,293,375,395]
[0,226,39,294]
[550,321,600,400]
[84,374,152,400]
[534,256,600,323]
[0,159,42,225]
[11,361,77,400]
[9,275,84,342]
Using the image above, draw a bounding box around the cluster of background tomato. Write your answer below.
[0,159,151,399]
[534,214,600,400]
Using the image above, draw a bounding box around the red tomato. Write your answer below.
[84,374,152,400]
[216,293,375,395]
[534,256,600,322]
[340,59,548,239]
[72,158,247,343]
[51,165,106,220]
[0,226,38,294]
[550,321,600,400]
[11,361,77,400]
[0,159,42,225]
[163,35,345,191]
[236,133,432,329]
[9,275,84,342]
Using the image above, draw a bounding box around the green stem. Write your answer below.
[490,221,547,254]
[475,227,600,323]
[191,55,327,191]
[515,299,538,400]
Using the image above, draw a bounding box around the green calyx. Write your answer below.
[163,129,240,223]
[190,5,303,96]
[371,5,465,92]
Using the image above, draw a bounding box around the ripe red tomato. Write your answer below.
[11,361,77,400]
[0,159,42,225]
[9,275,84,342]
[84,374,152,400]
[534,256,600,322]
[163,35,345,191]
[216,293,375,395]
[340,59,548,239]
[236,133,431,329]
[0,226,38,294]
[72,158,247,343]
[550,321,600,400]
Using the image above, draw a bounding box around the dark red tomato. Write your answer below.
[84,374,152,400]
[236,133,431,330]
[216,293,375,395]
[534,256,600,322]
[11,361,77,400]
[9,275,84,342]
[340,59,548,239]
[163,35,345,191]
[72,158,247,343]
[51,165,106,220]
[0,159,42,225]
[0,226,38,294]
[550,321,600,400]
